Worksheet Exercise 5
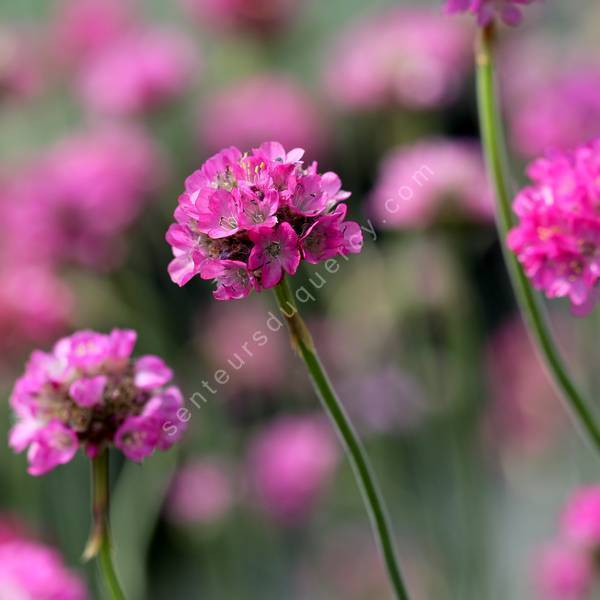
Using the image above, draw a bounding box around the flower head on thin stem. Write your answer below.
[507,138,600,315]
[9,328,186,475]
[445,0,537,27]
[166,141,363,299]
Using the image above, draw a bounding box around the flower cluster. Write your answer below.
[9,329,186,476]
[0,535,87,600]
[324,8,471,111]
[444,0,537,26]
[507,138,600,315]
[534,486,600,599]
[166,142,363,300]
[369,139,493,229]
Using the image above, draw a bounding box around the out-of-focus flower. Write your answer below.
[444,0,537,27]
[324,8,471,111]
[4,126,163,269]
[53,0,134,65]
[561,486,600,549]
[369,139,492,229]
[247,415,339,523]
[485,317,567,456]
[0,266,73,354]
[0,518,87,600]
[166,141,362,299]
[9,329,186,475]
[338,367,427,436]
[534,544,594,600]
[166,459,234,525]
[199,75,326,156]
[507,138,600,315]
[197,298,288,393]
[182,0,298,34]
[79,29,196,116]
[509,67,600,158]
[0,27,44,101]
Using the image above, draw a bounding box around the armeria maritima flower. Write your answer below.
[166,141,363,299]
[444,0,537,26]
[9,329,186,475]
[507,138,600,315]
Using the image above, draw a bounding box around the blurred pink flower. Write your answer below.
[507,138,600,314]
[534,544,594,600]
[0,538,87,600]
[197,297,289,393]
[510,68,600,158]
[485,317,567,456]
[167,459,234,525]
[0,27,44,101]
[53,0,135,65]
[79,29,197,115]
[199,76,327,155]
[247,415,339,524]
[0,266,73,354]
[182,0,298,34]
[324,8,471,111]
[561,486,600,549]
[4,126,163,269]
[369,139,493,229]
[445,0,537,27]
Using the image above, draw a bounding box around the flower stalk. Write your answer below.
[475,24,600,453]
[84,450,126,600]
[273,277,410,600]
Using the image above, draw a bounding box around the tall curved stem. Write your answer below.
[476,24,600,453]
[273,278,410,600]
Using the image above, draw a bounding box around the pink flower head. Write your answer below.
[3,126,163,270]
[445,0,537,27]
[9,329,186,474]
[182,0,299,34]
[561,486,600,549]
[534,544,594,600]
[507,138,600,315]
[79,28,196,116]
[369,139,493,229]
[247,415,339,524]
[324,8,471,111]
[199,75,327,155]
[166,459,234,525]
[166,142,362,299]
[0,538,87,600]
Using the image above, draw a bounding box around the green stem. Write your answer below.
[85,451,126,600]
[273,279,410,600]
[476,25,600,453]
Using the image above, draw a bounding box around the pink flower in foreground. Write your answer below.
[79,29,196,115]
[369,139,492,229]
[507,138,600,315]
[445,0,537,27]
[534,544,594,600]
[561,486,600,549]
[166,459,234,525]
[324,8,470,111]
[9,329,186,475]
[247,415,339,524]
[0,538,87,600]
[199,75,327,155]
[4,126,163,269]
[166,141,362,299]
[182,0,299,34]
